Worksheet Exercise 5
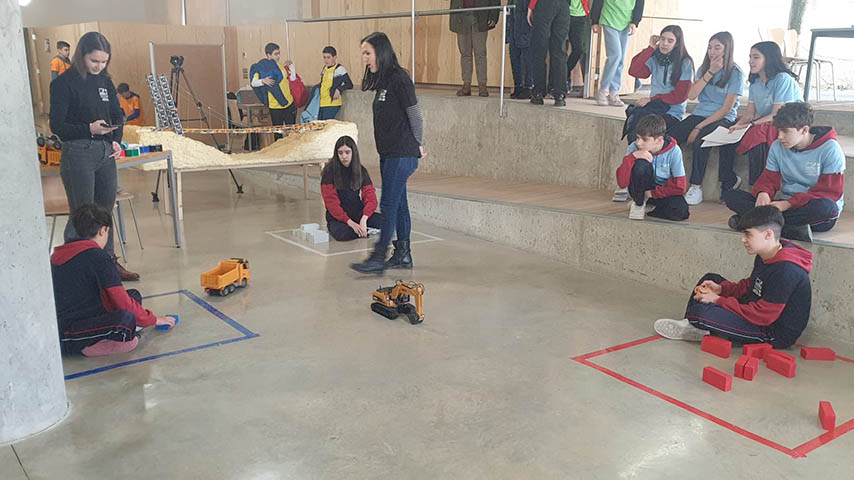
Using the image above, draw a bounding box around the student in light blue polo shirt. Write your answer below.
[669,31,744,205]
[729,42,802,185]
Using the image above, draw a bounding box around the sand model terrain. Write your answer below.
[123,120,358,171]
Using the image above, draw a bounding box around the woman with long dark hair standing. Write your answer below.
[728,41,801,185]
[50,32,138,280]
[351,32,425,274]
[669,31,744,205]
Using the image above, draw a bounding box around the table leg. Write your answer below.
[176,171,184,222]
[303,163,308,199]
[167,153,182,247]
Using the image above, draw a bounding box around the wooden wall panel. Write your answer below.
[186,0,228,26]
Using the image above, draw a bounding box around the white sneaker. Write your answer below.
[608,92,625,107]
[612,187,629,202]
[629,202,646,220]
[654,318,710,341]
[684,184,703,205]
[595,90,609,106]
[366,228,380,236]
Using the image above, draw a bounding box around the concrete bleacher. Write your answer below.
[239,88,854,344]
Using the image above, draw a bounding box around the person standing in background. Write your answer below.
[50,41,71,81]
[507,0,534,99]
[590,0,645,107]
[566,0,591,97]
[527,0,571,107]
[450,0,500,97]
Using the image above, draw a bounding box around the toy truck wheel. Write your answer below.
[240,278,247,288]
[219,287,229,296]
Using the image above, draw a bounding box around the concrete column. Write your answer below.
[0,0,68,444]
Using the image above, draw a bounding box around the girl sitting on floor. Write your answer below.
[728,41,801,186]
[321,135,384,241]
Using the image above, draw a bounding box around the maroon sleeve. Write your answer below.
[751,169,782,199]
[628,47,654,78]
[321,183,350,223]
[529,0,537,9]
[720,278,750,298]
[615,153,637,189]
[787,173,844,209]
[651,175,685,198]
[100,286,156,327]
[715,296,786,326]
[361,184,378,217]
[651,80,691,105]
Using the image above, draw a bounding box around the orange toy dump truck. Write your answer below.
[201,258,250,296]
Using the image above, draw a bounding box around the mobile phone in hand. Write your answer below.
[100,122,118,128]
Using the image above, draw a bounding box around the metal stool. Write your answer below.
[114,190,143,263]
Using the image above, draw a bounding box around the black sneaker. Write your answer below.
[567,85,584,98]
[782,224,814,243]
[530,91,544,105]
[554,95,566,107]
[516,87,532,100]
[727,214,740,231]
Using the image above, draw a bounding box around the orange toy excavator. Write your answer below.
[371,280,425,325]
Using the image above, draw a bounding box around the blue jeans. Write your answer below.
[509,43,533,88]
[601,25,629,93]
[378,156,418,248]
[318,105,341,120]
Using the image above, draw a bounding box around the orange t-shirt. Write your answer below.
[50,56,70,77]
[118,93,143,126]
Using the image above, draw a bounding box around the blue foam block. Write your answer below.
[156,314,179,330]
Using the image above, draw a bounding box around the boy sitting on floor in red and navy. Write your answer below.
[320,135,385,241]
[654,206,812,349]
[51,204,176,357]
[615,113,690,221]
[723,102,844,242]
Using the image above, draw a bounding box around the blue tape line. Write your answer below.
[64,289,259,380]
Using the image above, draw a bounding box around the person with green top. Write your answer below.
[590,0,645,106]
[566,0,591,97]
[450,0,500,97]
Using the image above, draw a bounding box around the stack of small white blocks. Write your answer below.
[298,223,329,244]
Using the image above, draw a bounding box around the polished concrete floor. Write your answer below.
[6,169,854,479]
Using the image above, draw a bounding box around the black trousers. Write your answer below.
[327,212,385,241]
[669,115,737,188]
[628,159,690,220]
[269,104,297,139]
[531,0,571,96]
[746,143,769,185]
[59,289,143,355]
[723,189,839,234]
[566,14,590,82]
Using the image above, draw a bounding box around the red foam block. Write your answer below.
[734,355,749,378]
[702,366,732,391]
[765,351,796,378]
[742,343,772,359]
[819,401,836,430]
[801,346,836,361]
[742,357,759,381]
[701,336,732,358]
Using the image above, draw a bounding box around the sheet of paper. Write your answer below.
[700,125,749,148]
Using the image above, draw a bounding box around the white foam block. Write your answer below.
[308,230,329,244]
[300,223,320,232]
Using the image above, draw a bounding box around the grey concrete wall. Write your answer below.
[339,90,854,203]
[0,0,68,444]
[240,167,854,343]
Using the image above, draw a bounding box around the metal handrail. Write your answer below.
[285,4,515,117]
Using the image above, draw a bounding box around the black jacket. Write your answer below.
[49,68,124,143]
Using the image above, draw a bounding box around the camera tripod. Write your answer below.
[151,56,243,202]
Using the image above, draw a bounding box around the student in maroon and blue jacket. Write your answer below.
[51,204,176,357]
[655,206,813,349]
[724,102,844,243]
[321,136,384,241]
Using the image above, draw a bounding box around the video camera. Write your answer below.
[170,55,184,68]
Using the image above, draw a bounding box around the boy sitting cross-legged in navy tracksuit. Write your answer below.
[51,204,176,357]
[615,113,690,221]
[723,102,844,243]
[655,206,813,349]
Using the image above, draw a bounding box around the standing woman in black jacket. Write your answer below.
[50,32,138,281]
[351,32,425,275]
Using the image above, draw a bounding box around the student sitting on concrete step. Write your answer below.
[321,135,384,241]
[615,114,689,221]
[655,206,812,349]
[51,204,176,357]
[723,102,844,243]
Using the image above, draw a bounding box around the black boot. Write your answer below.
[516,87,531,99]
[385,240,412,269]
[351,245,387,274]
[530,90,544,105]
[509,86,520,99]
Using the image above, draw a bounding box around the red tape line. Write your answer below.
[792,418,854,457]
[571,334,662,361]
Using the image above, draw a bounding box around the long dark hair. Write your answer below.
[360,32,403,91]
[323,136,362,189]
[71,32,112,77]
[748,41,797,84]
[660,25,693,87]
[698,31,735,88]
